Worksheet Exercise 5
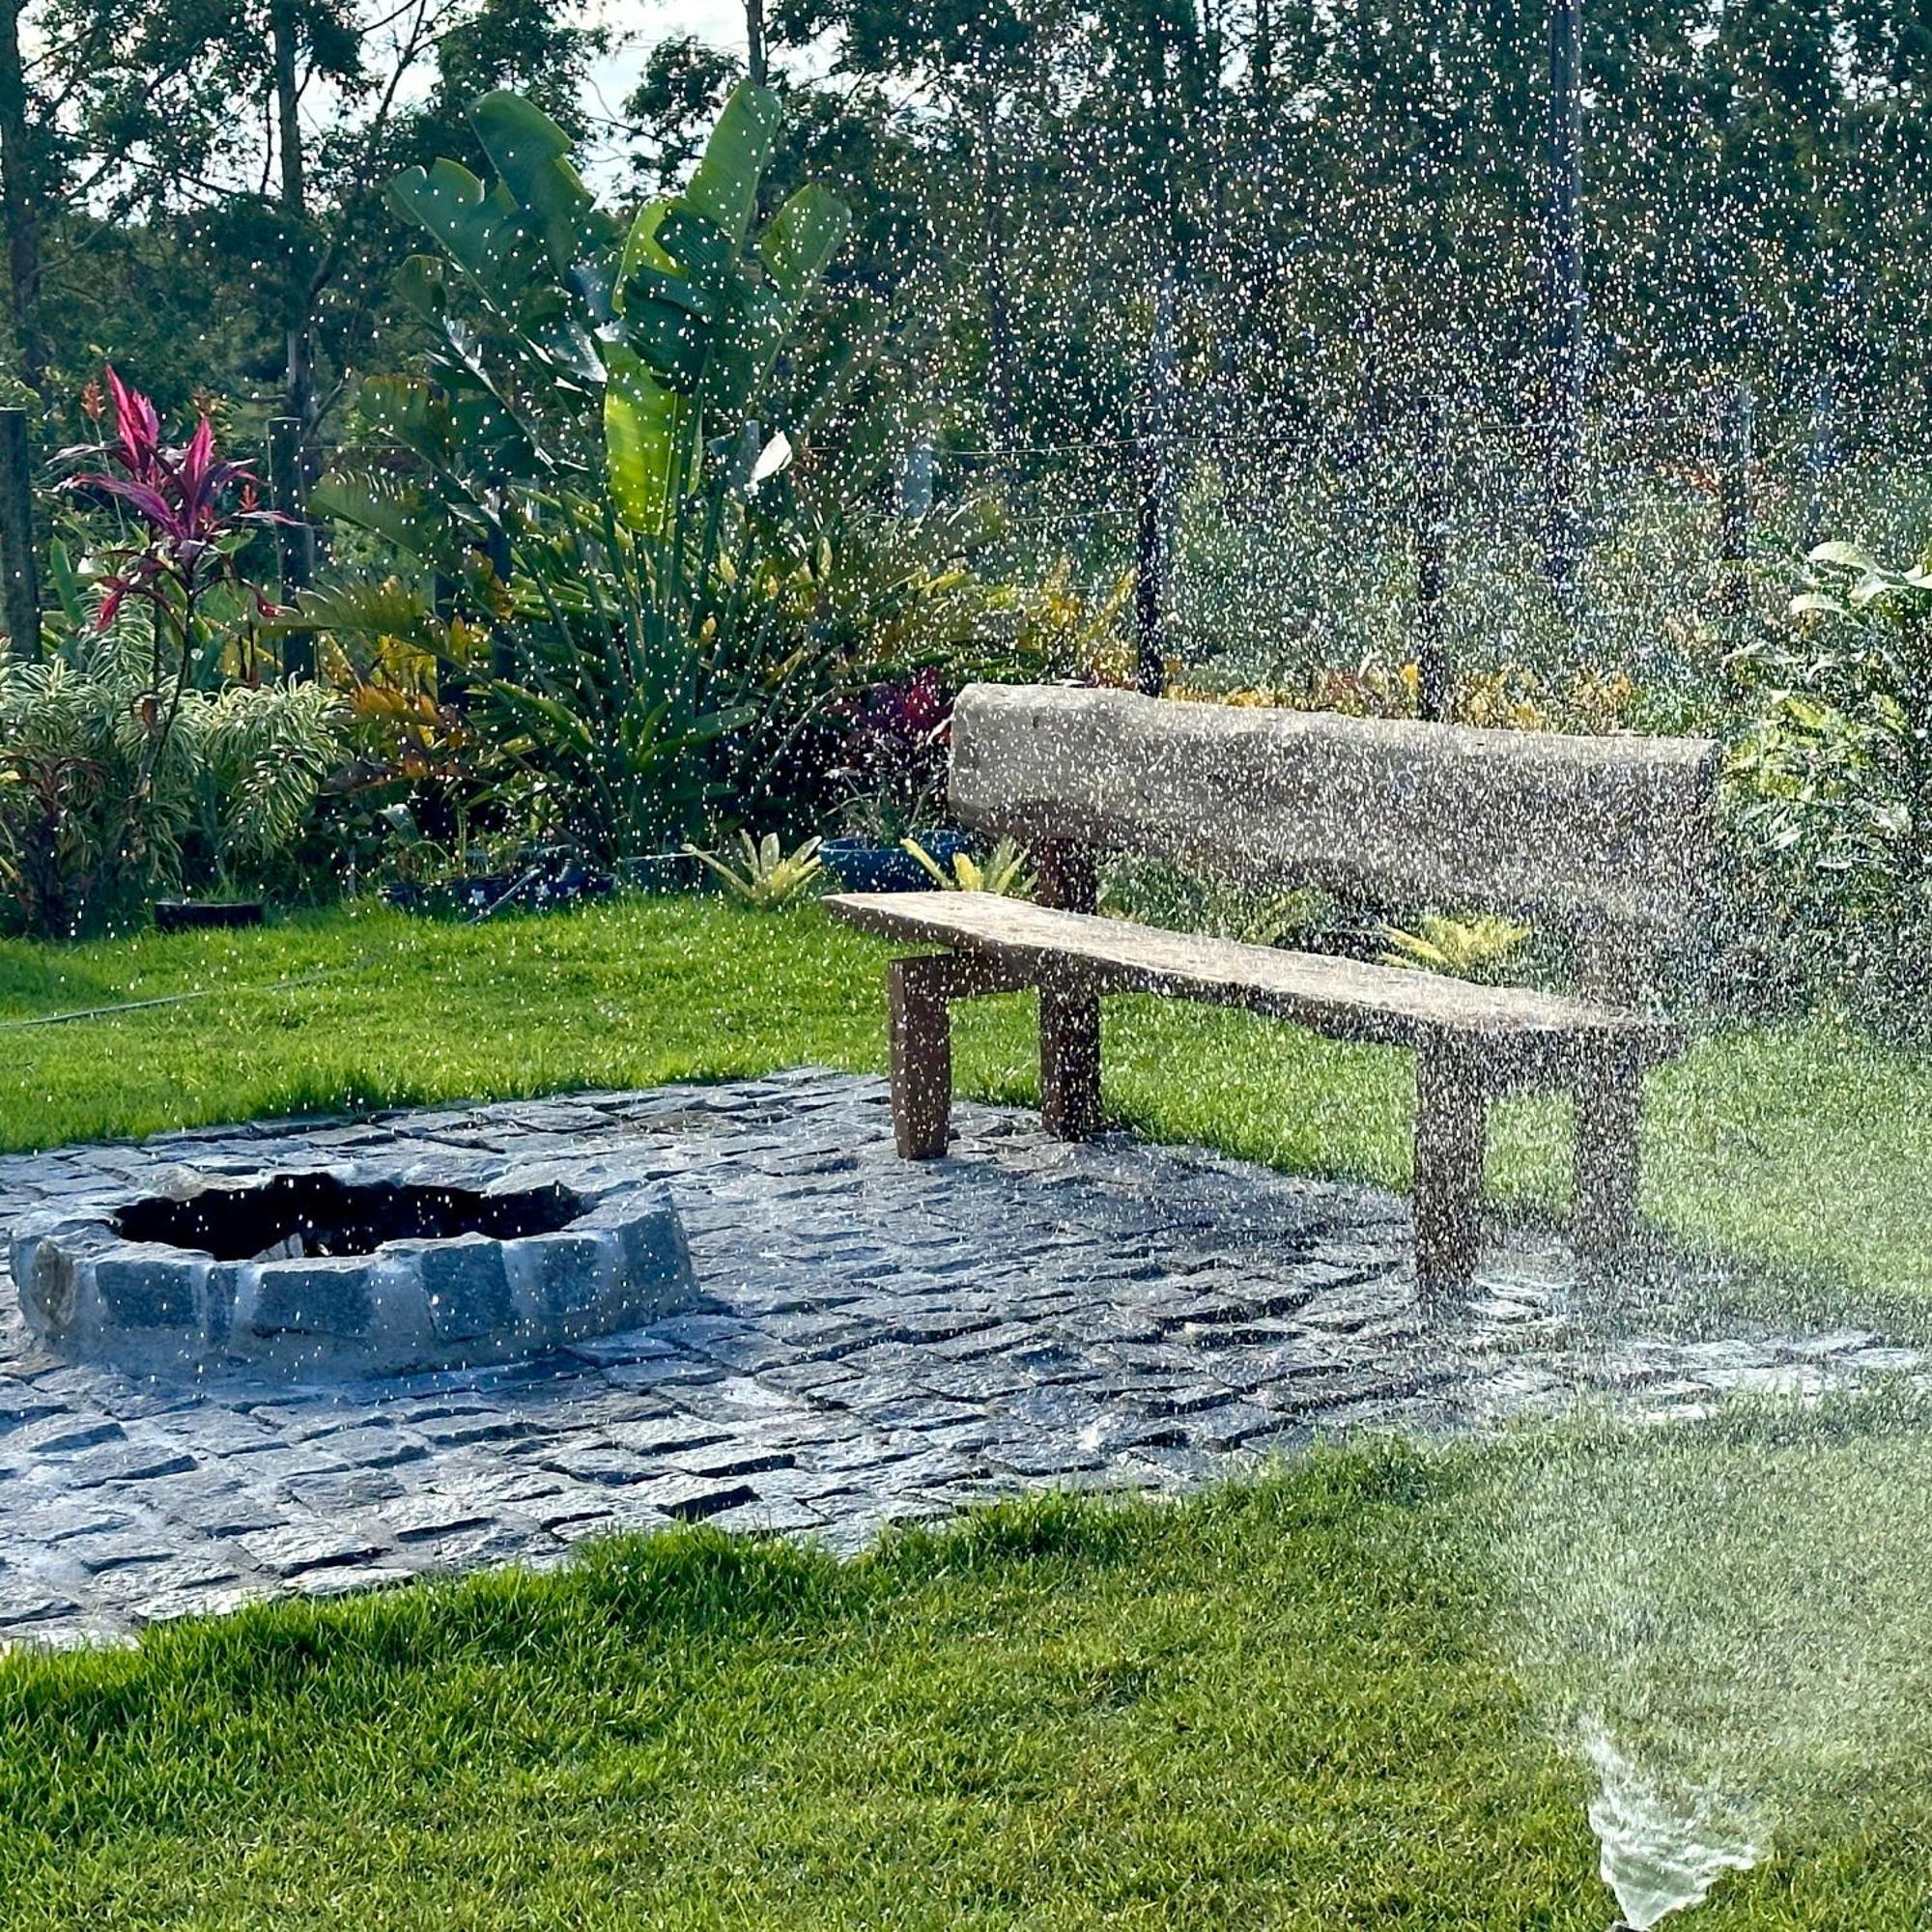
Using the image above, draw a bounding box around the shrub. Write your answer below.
[301,86,850,865]
[1721,534,1932,1024]
[0,374,342,936]
[0,632,343,936]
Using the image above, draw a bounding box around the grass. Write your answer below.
[5,1438,1931,1930]
[0,895,1926,1326]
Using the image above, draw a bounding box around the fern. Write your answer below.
[0,634,345,936]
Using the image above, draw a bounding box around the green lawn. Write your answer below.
[6,1434,1932,1930]
[0,1440,1924,1932]
[0,895,1926,1327]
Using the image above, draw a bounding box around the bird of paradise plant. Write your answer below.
[296,86,854,864]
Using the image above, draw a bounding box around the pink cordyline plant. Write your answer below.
[59,368,296,810]
[62,367,288,632]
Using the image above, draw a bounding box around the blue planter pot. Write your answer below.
[384,861,612,921]
[616,852,712,896]
[822,831,975,894]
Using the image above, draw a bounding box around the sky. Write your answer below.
[580,0,846,187]
[586,0,752,120]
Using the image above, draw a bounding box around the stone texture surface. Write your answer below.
[948,681,1718,930]
[0,1069,1920,1650]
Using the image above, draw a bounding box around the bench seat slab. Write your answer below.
[831,893,1668,1292]
[826,892,1679,1077]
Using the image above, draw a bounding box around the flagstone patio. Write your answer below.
[0,1070,1915,1649]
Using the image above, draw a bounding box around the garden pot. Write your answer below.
[616,852,713,895]
[822,830,975,894]
[154,899,265,934]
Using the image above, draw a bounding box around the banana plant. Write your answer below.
[375,82,847,539]
[291,85,854,862]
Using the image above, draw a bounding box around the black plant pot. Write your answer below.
[154,899,265,934]
[821,830,975,894]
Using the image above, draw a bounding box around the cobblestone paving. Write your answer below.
[0,1070,1919,1649]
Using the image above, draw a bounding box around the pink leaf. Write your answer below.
[103,366,160,477]
[67,472,185,537]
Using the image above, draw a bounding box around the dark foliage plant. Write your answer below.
[823,668,952,839]
[295,83,861,864]
[0,374,342,938]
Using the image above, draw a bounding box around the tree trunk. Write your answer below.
[271,0,313,429]
[0,0,44,394]
[1542,0,1583,611]
[745,0,767,87]
[1133,2,1179,692]
[1134,264,1177,696]
[1251,0,1271,122]
[975,91,1015,457]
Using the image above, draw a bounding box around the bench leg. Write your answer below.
[1039,980,1102,1141]
[1414,1043,1487,1296]
[887,956,953,1158]
[1575,1046,1644,1271]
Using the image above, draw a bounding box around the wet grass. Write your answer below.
[1472,1395,1932,1929]
[2,1442,1927,1930]
[0,896,1925,1326]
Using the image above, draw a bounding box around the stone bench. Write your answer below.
[826,683,1719,1293]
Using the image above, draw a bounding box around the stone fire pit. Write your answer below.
[9,1156,697,1377]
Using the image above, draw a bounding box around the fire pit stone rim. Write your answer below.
[8,1155,698,1377]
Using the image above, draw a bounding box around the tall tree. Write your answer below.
[0,0,48,391]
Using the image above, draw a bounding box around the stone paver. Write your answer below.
[0,1070,1920,1648]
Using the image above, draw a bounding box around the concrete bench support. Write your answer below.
[886,953,1031,1158]
[1414,1042,1488,1295]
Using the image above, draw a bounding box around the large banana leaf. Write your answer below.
[385,162,525,306]
[699,185,848,425]
[356,375,449,460]
[469,91,620,281]
[604,343,694,539]
[306,471,446,562]
[682,84,781,242]
[616,206,734,394]
[759,184,849,299]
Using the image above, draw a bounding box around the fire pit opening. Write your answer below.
[113,1174,583,1263]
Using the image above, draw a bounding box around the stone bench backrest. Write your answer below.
[949,684,1720,980]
